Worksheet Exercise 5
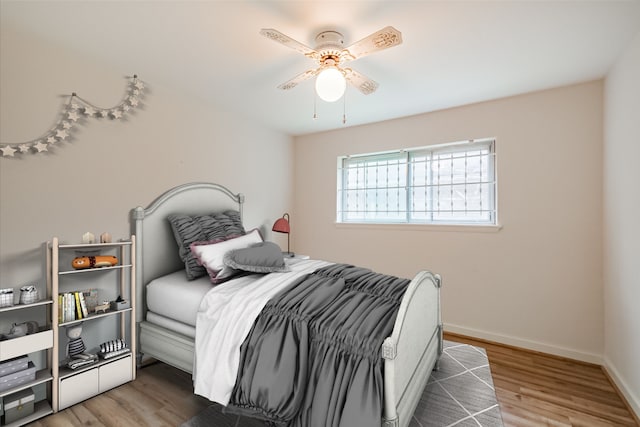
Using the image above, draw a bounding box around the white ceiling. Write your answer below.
[2,1,639,136]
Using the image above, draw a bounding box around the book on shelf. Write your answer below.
[74,292,83,320]
[62,293,69,322]
[58,294,64,323]
[78,292,89,318]
[62,292,76,322]
[58,290,98,322]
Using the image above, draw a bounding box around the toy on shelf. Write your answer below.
[71,255,118,270]
[65,324,86,358]
[66,325,98,369]
[94,301,110,314]
[98,339,130,360]
[82,232,95,244]
[2,321,39,339]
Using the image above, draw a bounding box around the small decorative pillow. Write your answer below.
[168,210,244,280]
[223,241,289,274]
[190,229,263,284]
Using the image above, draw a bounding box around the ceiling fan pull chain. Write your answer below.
[343,92,347,124]
[313,91,318,120]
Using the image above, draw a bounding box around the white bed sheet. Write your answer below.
[194,259,331,406]
[146,270,212,326]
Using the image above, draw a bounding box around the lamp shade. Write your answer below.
[315,67,346,102]
[272,213,293,256]
[272,213,290,234]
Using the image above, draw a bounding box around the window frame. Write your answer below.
[337,138,497,226]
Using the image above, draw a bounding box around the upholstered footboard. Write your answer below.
[382,270,443,427]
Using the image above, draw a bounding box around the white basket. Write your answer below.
[19,286,38,305]
[0,288,14,308]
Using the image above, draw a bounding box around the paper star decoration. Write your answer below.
[1,145,17,157]
[0,75,143,157]
[34,141,48,152]
[56,129,69,140]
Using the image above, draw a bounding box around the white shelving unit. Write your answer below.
[48,236,136,412]
[0,289,54,426]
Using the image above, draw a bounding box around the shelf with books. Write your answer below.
[48,236,136,413]
[57,291,91,323]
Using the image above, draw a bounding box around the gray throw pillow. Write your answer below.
[167,210,244,280]
[223,241,289,274]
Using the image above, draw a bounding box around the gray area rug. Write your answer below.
[181,340,503,427]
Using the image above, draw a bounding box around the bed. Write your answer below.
[132,182,442,427]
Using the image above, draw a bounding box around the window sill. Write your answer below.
[334,222,502,233]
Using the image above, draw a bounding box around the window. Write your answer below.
[337,139,497,225]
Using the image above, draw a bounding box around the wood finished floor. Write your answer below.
[31,333,639,427]
[445,333,639,427]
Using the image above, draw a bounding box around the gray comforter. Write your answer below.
[226,263,410,426]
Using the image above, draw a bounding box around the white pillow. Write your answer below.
[190,229,263,283]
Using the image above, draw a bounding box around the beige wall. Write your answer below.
[294,81,604,362]
[0,26,293,289]
[604,32,640,415]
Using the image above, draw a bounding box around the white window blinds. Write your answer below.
[337,139,496,225]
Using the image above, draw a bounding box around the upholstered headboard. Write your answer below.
[131,182,244,322]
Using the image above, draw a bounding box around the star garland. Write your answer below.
[1,75,144,158]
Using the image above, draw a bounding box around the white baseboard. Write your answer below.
[603,357,640,421]
[443,323,603,365]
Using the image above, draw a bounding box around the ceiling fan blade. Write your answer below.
[344,68,379,95]
[277,68,319,91]
[342,26,402,61]
[260,28,319,59]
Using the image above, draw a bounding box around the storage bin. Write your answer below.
[19,285,38,305]
[110,300,130,311]
[0,355,28,377]
[0,361,36,392]
[3,388,34,424]
[0,288,13,308]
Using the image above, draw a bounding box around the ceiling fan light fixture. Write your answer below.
[315,66,346,102]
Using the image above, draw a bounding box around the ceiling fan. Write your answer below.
[260,26,402,102]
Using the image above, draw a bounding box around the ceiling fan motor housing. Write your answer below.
[315,31,344,50]
[315,31,345,65]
